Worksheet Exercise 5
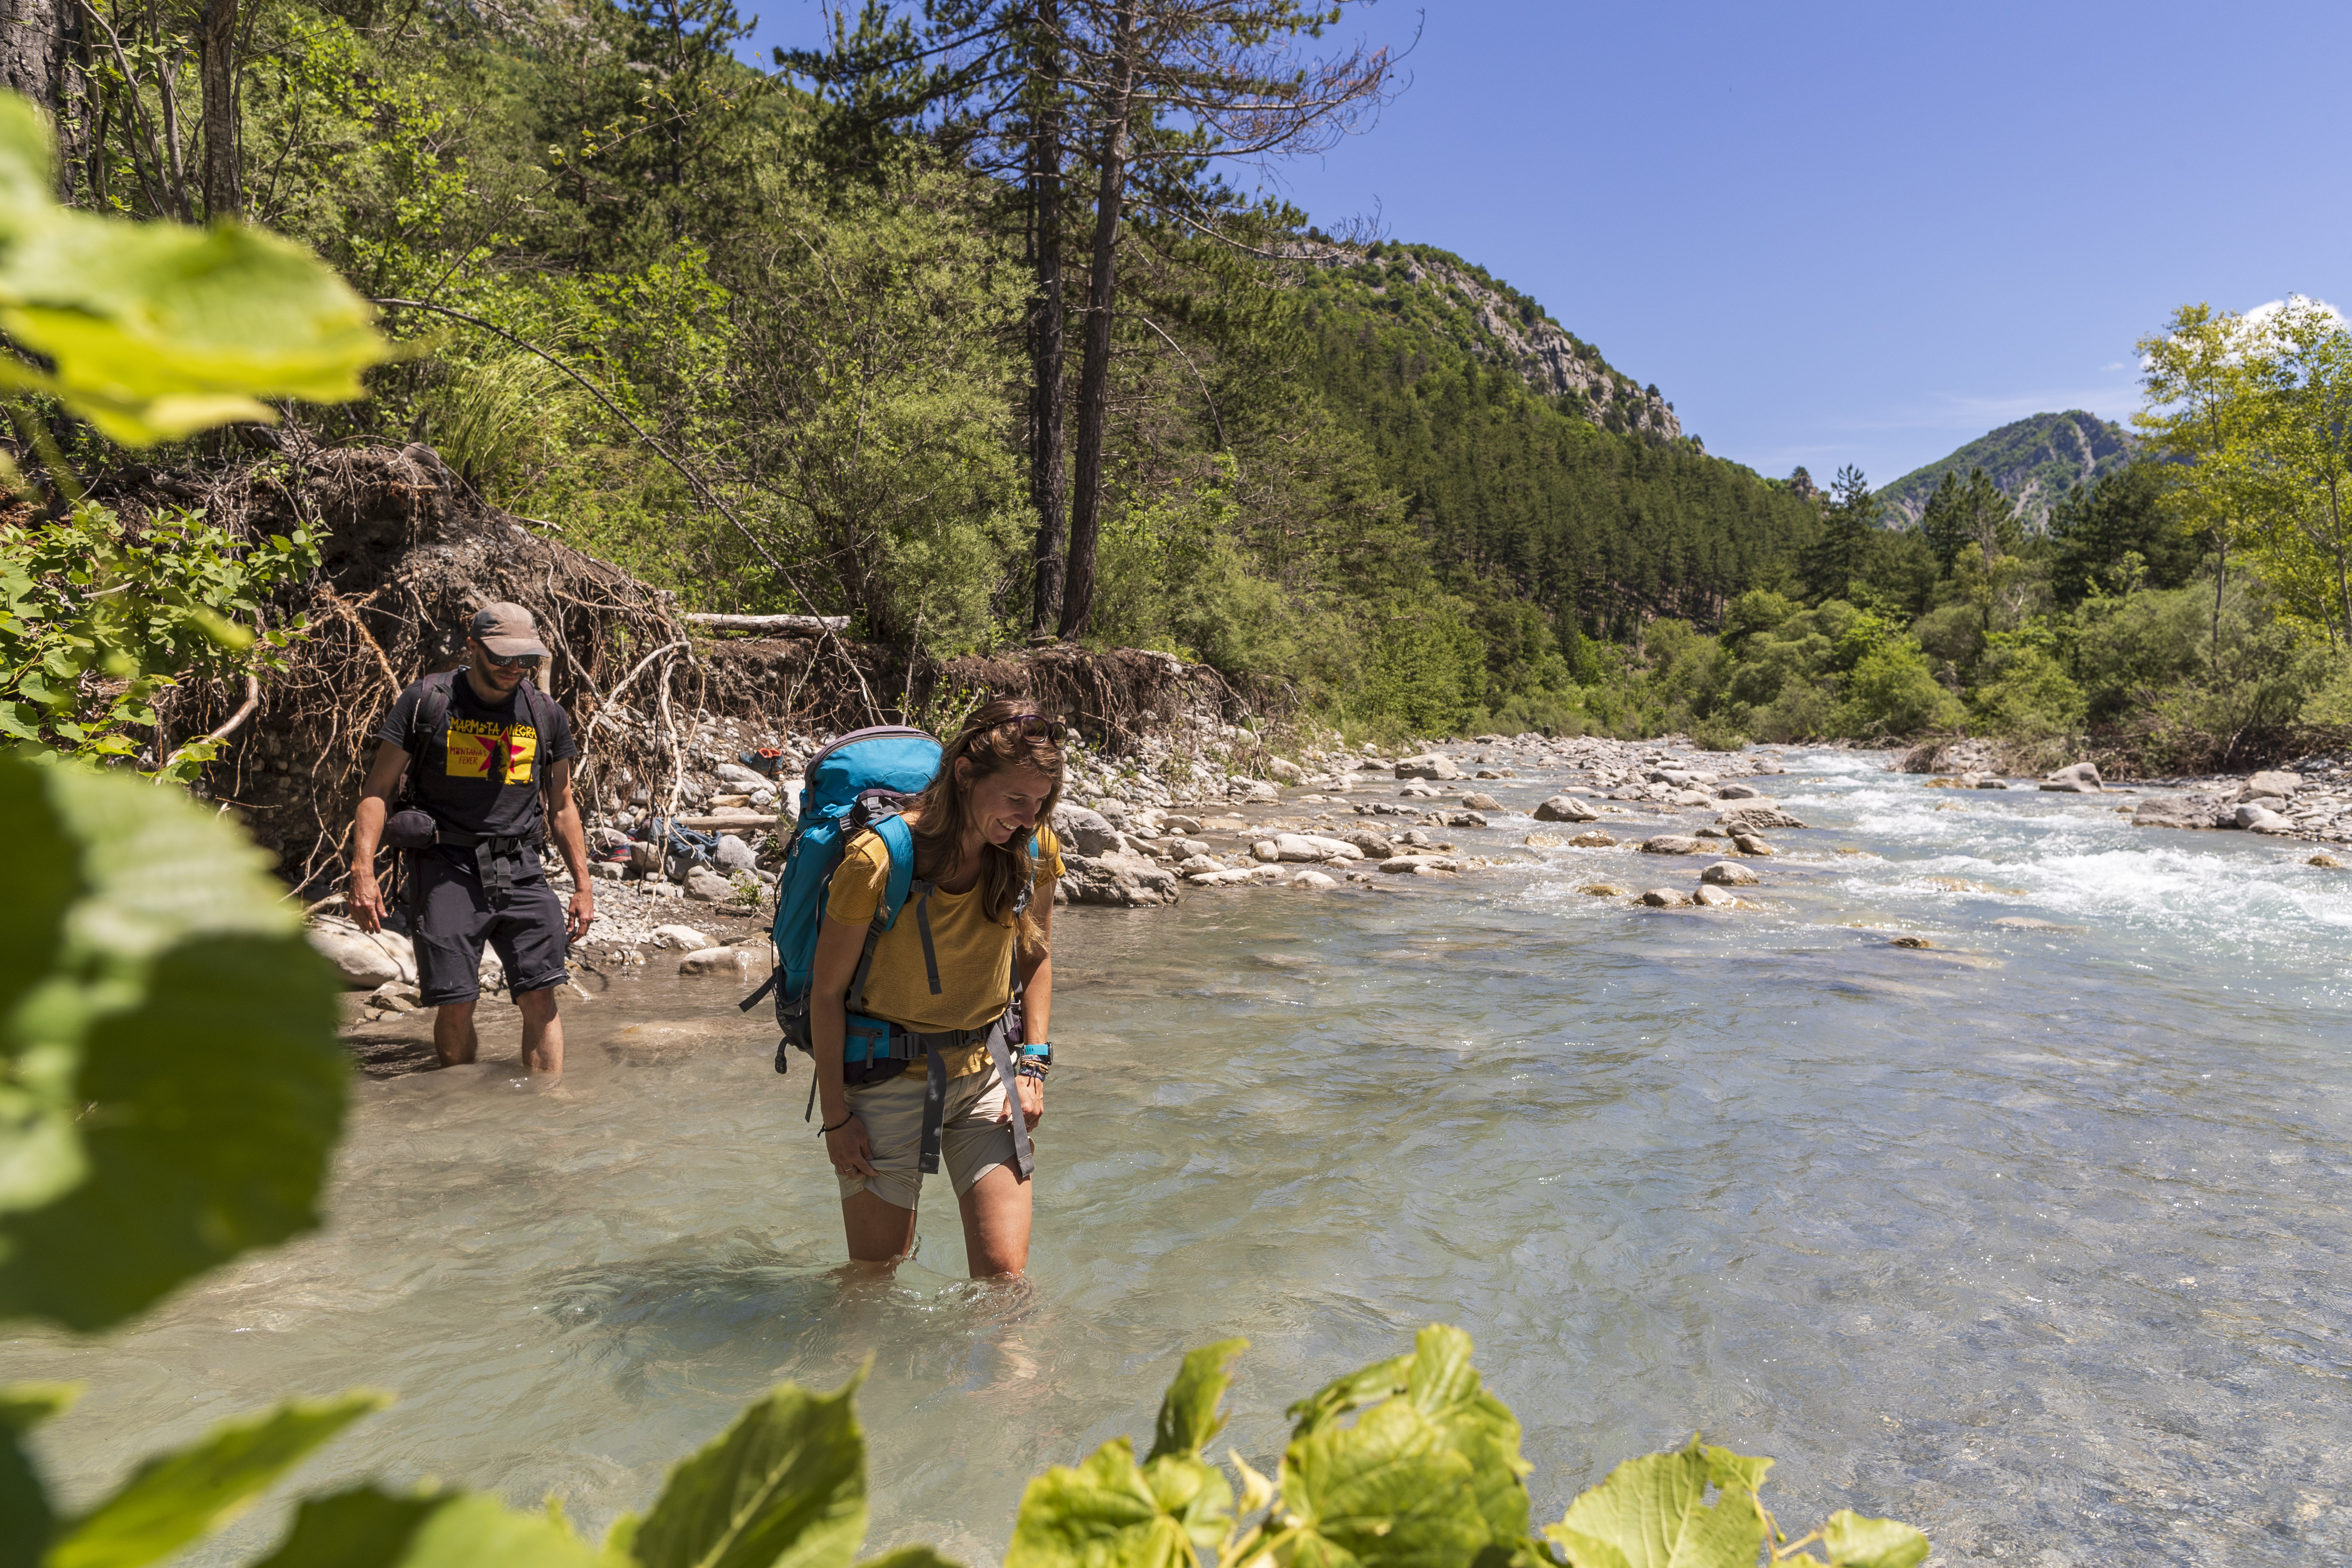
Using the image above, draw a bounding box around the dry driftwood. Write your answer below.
[685,613,848,636]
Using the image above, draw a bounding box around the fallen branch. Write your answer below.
[683,612,848,635]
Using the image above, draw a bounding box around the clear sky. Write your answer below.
[741,0,2352,487]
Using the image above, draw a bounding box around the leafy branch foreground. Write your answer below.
[10,1328,1926,1568]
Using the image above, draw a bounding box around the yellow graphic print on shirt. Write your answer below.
[445,718,537,784]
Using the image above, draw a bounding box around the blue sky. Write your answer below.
[741,0,2352,486]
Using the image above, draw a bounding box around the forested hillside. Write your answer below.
[1878,411,2136,530]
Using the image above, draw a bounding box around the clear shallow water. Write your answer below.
[13,748,2352,1564]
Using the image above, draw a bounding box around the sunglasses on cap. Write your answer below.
[995,714,1066,742]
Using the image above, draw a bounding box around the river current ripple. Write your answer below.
[12,749,2352,1564]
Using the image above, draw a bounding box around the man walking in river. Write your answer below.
[349,603,594,1076]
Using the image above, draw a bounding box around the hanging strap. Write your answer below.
[983,1020,1035,1182]
[913,885,943,995]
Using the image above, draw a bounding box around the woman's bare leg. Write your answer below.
[958,1163,1032,1278]
[842,1188,919,1266]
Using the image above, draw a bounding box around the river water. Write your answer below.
[13,750,2352,1564]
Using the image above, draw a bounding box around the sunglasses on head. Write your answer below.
[995,714,1066,743]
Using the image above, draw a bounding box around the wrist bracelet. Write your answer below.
[819,1112,854,1134]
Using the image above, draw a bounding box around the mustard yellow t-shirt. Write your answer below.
[825,824,1064,1076]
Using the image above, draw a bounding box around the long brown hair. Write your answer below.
[907,698,1066,945]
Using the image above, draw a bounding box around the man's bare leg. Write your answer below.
[433,1000,479,1067]
[517,987,564,1076]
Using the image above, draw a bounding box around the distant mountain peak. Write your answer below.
[1295,241,1684,442]
[1877,410,2136,530]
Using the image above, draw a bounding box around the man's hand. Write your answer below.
[567,887,595,940]
[350,873,388,933]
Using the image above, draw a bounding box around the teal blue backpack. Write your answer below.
[738,725,1043,1178]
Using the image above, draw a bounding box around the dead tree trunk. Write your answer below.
[0,0,79,196]
[1057,0,1135,642]
[196,0,237,219]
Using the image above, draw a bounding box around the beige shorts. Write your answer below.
[837,1068,1020,1211]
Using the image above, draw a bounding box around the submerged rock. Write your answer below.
[1890,935,1933,949]
[1570,830,1618,848]
[678,945,752,975]
[1639,887,1692,907]
[1581,882,1629,896]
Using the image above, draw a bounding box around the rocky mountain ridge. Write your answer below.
[1877,410,2136,530]
[1297,242,1684,443]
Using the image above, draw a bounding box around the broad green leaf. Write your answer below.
[1544,1439,1768,1568]
[252,1486,603,1568]
[628,1374,868,1568]
[1280,1398,1488,1568]
[854,1549,964,1568]
[0,94,390,447]
[1003,1438,1192,1568]
[1147,1338,1246,1463]
[47,1391,386,1568]
[0,934,345,1328]
[0,1382,78,1568]
[1817,1510,1929,1568]
[1283,1354,1411,1439]
[1402,1326,1530,1543]
[1140,1454,1232,1553]
[0,756,75,1023]
[0,756,347,1330]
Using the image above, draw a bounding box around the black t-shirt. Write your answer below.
[377,672,577,839]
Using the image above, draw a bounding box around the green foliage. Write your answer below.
[45,1393,388,1568]
[0,752,347,1330]
[1834,640,1965,739]
[0,96,389,444]
[0,503,318,772]
[623,1374,870,1568]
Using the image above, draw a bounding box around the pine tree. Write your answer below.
[1801,464,1877,602]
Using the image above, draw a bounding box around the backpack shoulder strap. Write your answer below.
[404,671,457,804]
[846,810,920,1014]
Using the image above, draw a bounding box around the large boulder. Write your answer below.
[2242,770,2303,801]
[307,923,416,988]
[2040,761,2104,793]
[1393,753,1462,781]
[1061,850,1182,906]
[1718,804,1808,832]
[1053,802,1122,857]
[1532,794,1597,823]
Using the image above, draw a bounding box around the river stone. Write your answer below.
[714,834,760,873]
[1581,882,1629,896]
[366,980,422,1012]
[589,861,625,881]
[1730,833,1773,855]
[1062,850,1182,906]
[1712,782,1761,800]
[1162,814,1204,835]
[1378,854,1458,873]
[1228,778,1280,803]
[1533,794,1596,822]
[2244,769,2303,800]
[1692,885,1738,908]
[1053,803,1122,857]
[1290,868,1338,889]
[1446,810,1488,829]
[678,945,752,975]
[1398,782,1446,799]
[2233,802,2293,832]
[2040,761,2104,793]
[1344,828,1396,858]
[684,864,740,901]
[2309,853,2343,868]
[1570,830,1617,847]
[2134,797,2211,830]
[1890,935,1933,949]
[1398,829,1432,846]
[307,925,416,988]
[1269,757,1305,783]
[1700,861,1760,886]
[1393,753,1462,781]
[627,839,665,873]
[1461,793,1504,812]
[1251,839,1281,862]
[1640,835,1703,855]
[1639,888,1692,907]
[1668,789,1713,808]
[649,922,713,950]
[1719,805,1808,831]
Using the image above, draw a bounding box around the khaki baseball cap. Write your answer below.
[469,601,549,658]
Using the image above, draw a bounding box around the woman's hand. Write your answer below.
[1011,1074,1044,1130]
[825,1115,879,1180]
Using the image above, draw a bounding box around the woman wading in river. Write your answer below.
[810,702,1064,1276]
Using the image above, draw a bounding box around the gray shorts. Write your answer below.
[838,1069,1020,1211]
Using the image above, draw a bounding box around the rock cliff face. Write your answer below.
[1877,410,2137,531]
[1298,242,1684,443]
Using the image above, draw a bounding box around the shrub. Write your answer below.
[1753,679,1835,742]
[1691,713,1750,750]
[1834,641,1966,738]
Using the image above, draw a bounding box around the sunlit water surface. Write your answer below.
[12,750,2352,1564]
